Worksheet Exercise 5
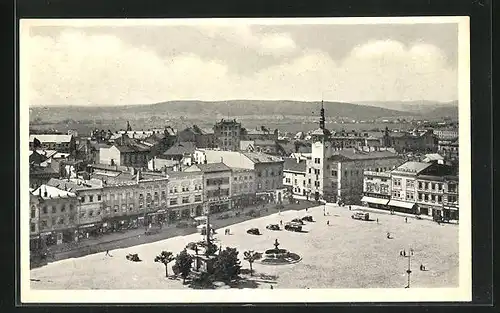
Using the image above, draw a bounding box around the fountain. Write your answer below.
[259,239,302,265]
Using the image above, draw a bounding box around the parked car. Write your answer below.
[301,215,314,222]
[351,212,370,221]
[247,228,261,235]
[266,224,280,231]
[284,222,302,232]
[291,218,305,225]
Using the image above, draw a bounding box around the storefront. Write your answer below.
[387,200,416,214]
[360,196,389,210]
[76,223,101,240]
[102,214,142,232]
[442,206,458,221]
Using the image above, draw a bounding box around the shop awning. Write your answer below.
[388,200,415,209]
[361,196,389,205]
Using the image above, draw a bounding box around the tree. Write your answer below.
[174,249,193,284]
[243,250,261,276]
[213,247,241,282]
[154,251,175,277]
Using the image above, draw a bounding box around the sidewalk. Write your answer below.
[39,200,318,264]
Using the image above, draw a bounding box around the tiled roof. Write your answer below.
[392,161,432,174]
[195,162,232,173]
[32,184,77,200]
[114,143,150,153]
[163,142,196,156]
[91,173,137,186]
[35,150,58,159]
[283,158,306,173]
[241,152,283,163]
[30,165,58,175]
[29,134,72,143]
[254,140,276,146]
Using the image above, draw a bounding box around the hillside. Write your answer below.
[358,100,459,118]
[29,100,413,124]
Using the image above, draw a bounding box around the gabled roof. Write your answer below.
[29,134,73,143]
[283,158,306,173]
[163,142,196,156]
[47,178,103,192]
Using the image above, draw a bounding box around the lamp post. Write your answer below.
[405,247,414,288]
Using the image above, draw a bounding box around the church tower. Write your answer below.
[307,100,334,202]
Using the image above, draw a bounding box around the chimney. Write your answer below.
[38,188,41,197]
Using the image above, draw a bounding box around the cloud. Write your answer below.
[23,30,457,106]
[200,25,297,57]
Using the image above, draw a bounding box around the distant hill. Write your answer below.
[358,100,458,118]
[30,100,413,124]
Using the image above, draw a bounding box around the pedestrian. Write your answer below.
[327,220,330,226]
[280,220,283,226]
[403,250,406,257]
[306,208,308,212]
[386,232,391,239]
[376,218,379,224]
[270,285,274,289]
[420,264,423,271]
[399,250,403,256]
[105,249,111,257]
[405,217,408,223]
[349,205,351,211]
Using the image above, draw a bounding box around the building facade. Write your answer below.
[283,157,307,197]
[213,119,241,151]
[185,163,233,214]
[231,168,256,209]
[361,170,392,209]
[167,171,204,221]
[99,145,150,168]
[31,185,79,246]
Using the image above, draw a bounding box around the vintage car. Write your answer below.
[351,212,370,221]
[266,224,280,231]
[284,222,302,232]
[301,215,314,222]
[246,228,261,235]
[291,218,305,225]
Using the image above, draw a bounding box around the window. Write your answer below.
[30,223,36,232]
[344,171,348,177]
[41,220,47,228]
[314,169,320,175]
[174,187,178,193]
[60,204,66,212]
[393,179,402,187]
[308,179,311,184]
[418,182,423,189]
[406,180,414,188]
[424,182,429,190]
[97,195,102,201]
[161,191,166,199]
[182,196,189,204]
[431,195,435,202]
[129,204,134,211]
[51,206,56,213]
[234,177,237,181]
[170,198,178,205]
[437,195,442,203]
[438,184,442,191]
[448,195,458,203]
[308,168,312,174]
[114,205,119,213]
[424,194,428,201]
[195,195,202,202]
[81,197,85,203]
[89,210,94,217]
[89,195,94,202]
[418,193,423,200]
[58,217,64,225]
[294,179,297,185]
[42,206,47,214]
[331,170,337,176]
[314,158,321,164]
[30,208,35,218]
[431,183,436,190]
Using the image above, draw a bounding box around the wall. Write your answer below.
[167,173,204,218]
[99,146,121,166]
[254,162,283,192]
[77,188,104,225]
[38,196,79,235]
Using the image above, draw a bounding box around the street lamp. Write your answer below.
[405,247,414,288]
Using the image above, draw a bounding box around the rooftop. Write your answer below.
[46,178,103,192]
[241,152,283,164]
[392,161,432,175]
[163,142,196,156]
[194,162,232,173]
[283,158,307,173]
[32,184,77,200]
[329,148,399,161]
[29,134,73,143]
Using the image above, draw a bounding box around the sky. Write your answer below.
[22,19,461,107]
